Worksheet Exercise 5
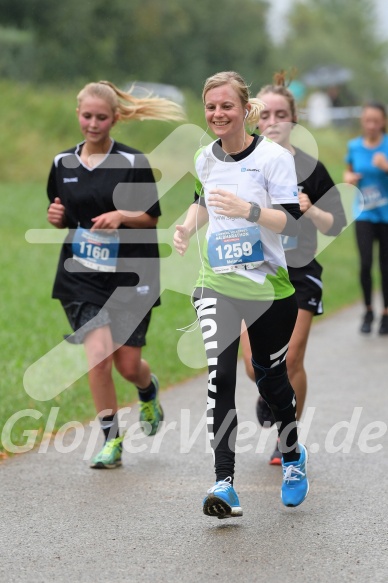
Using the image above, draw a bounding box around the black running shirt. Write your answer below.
[47,140,161,309]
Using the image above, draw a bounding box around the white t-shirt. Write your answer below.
[194,137,298,300]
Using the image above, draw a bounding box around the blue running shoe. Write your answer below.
[281,443,309,507]
[203,477,243,519]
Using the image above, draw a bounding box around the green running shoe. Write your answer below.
[139,374,164,436]
[90,436,123,469]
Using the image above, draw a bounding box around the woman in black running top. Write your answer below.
[241,72,346,464]
[47,81,184,469]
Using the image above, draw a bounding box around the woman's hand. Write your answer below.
[343,169,362,186]
[298,192,313,214]
[173,225,190,256]
[372,152,388,172]
[208,188,250,219]
[47,197,66,228]
[91,211,122,231]
[299,191,334,233]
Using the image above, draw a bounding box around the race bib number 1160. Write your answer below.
[72,227,120,272]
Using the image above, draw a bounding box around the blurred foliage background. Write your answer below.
[0,0,387,100]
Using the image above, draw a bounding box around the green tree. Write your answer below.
[276,0,388,102]
[0,26,35,80]
[0,0,272,91]
[120,0,273,92]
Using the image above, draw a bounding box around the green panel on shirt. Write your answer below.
[195,239,295,301]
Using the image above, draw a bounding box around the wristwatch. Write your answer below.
[247,202,261,223]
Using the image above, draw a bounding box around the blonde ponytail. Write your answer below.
[245,98,266,127]
[77,80,186,123]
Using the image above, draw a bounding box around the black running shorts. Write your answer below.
[61,301,152,347]
[288,259,323,316]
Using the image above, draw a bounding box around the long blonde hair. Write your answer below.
[77,80,186,122]
[202,71,265,126]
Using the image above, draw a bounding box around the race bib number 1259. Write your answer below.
[208,226,264,273]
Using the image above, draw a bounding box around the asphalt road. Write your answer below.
[1,301,387,583]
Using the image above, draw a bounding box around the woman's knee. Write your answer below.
[286,347,304,380]
[84,327,113,369]
[87,347,113,374]
[114,348,142,382]
[253,360,294,409]
[119,364,141,383]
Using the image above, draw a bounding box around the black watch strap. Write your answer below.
[247,202,261,223]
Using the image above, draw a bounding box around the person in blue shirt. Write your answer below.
[344,102,388,335]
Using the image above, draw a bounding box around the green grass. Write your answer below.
[0,81,365,454]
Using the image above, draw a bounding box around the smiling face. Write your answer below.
[77,95,118,149]
[257,92,294,148]
[204,83,247,147]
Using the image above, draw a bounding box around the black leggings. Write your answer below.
[194,288,298,482]
[355,221,388,308]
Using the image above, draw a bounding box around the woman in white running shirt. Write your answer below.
[174,71,309,517]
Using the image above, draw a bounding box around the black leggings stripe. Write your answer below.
[194,289,299,482]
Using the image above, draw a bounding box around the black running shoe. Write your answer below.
[379,314,388,335]
[256,396,276,427]
[360,310,374,334]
